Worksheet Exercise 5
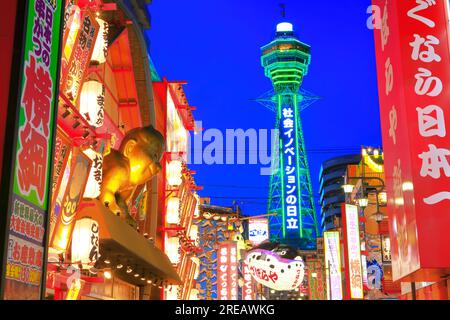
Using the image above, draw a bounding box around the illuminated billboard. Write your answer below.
[343,204,363,299]
[248,218,269,246]
[217,241,238,300]
[245,244,305,291]
[324,231,343,300]
[372,0,450,280]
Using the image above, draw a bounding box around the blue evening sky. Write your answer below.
[147,0,382,223]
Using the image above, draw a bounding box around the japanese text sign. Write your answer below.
[217,241,238,300]
[343,204,364,299]
[4,0,62,300]
[373,0,450,280]
[324,231,343,300]
[279,96,302,238]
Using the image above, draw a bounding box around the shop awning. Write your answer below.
[77,199,181,286]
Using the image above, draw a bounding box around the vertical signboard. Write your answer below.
[217,241,238,300]
[342,204,363,299]
[373,0,450,280]
[242,261,255,300]
[2,0,63,299]
[50,151,91,253]
[279,95,302,239]
[324,231,343,300]
[307,259,326,300]
[60,9,99,105]
[248,218,269,246]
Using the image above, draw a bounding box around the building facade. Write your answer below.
[319,154,361,231]
[0,0,202,300]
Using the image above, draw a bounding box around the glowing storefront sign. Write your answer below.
[373,0,450,280]
[217,241,238,300]
[245,248,305,291]
[344,204,363,299]
[248,218,269,246]
[50,151,91,252]
[3,0,63,300]
[324,231,343,300]
[60,10,99,105]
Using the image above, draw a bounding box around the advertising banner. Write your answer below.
[245,248,305,291]
[50,150,91,253]
[242,261,255,300]
[372,0,450,280]
[248,218,269,246]
[307,259,326,300]
[342,204,363,299]
[217,241,238,300]
[324,231,343,300]
[2,0,63,300]
[60,9,99,105]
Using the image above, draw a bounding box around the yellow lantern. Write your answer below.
[91,18,109,64]
[79,80,105,127]
[189,289,200,300]
[166,160,183,186]
[193,193,200,218]
[165,285,179,300]
[83,148,103,199]
[166,197,180,225]
[166,236,180,264]
[189,224,198,242]
[71,217,100,270]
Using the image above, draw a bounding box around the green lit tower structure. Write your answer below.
[259,22,319,250]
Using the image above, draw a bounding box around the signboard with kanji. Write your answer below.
[280,101,302,238]
[373,0,450,281]
[217,241,238,300]
[60,9,99,105]
[307,259,326,300]
[324,231,343,300]
[2,0,63,299]
[242,261,255,300]
[342,204,364,299]
[248,218,269,246]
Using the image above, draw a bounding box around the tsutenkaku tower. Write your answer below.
[259,22,319,250]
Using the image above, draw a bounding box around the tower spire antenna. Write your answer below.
[279,3,286,18]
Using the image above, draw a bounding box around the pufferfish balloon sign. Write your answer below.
[245,242,305,291]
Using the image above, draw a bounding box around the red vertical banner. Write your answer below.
[373,0,450,281]
[217,241,238,300]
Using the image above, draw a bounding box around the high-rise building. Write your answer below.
[319,155,361,231]
[260,22,319,250]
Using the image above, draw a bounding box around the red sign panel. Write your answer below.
[373,0,450,281]
[217,241,238,300]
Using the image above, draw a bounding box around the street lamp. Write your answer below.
[358,197,369,208]
[342,184,355,194]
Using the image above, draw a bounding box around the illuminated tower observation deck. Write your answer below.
[260,22,319,250]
